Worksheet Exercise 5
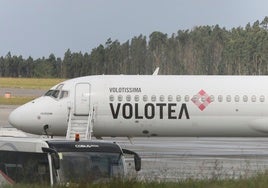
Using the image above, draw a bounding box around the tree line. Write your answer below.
[1,17,268,78]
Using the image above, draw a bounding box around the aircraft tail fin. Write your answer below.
[153,67,159,75]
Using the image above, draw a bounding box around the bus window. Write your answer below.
[0,151,51,185]
[0,138,141,186]
[57,152,124,183]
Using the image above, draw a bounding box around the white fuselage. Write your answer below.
[8,75,268,137]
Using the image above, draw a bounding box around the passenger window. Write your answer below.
[118,95,123,102]
[192,95,198,102]
[260,95,265,102]
[160,95,165,102]
[226,95,231,102]
[210,95,214,102]
[168,95,173,102]
[134,95,139,102]
[184,95,189,102]
[251,95,256,102]
[176,95,181,102]
[234,95,239,102]
[109,95,114,102]
[243,95,248,102]
[151,95,156,102]
[126,95,131,102]
[218,95,223,102]
[143,95,148,102]
[201,96,206,102]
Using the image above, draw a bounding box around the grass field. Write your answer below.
[0,77,65,89]
[0,96,36,105]
[0,77,65,105]
[3,173,268,188]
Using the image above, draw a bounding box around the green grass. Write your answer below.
[0,77,65,89]
[3,173,268,188]
[0,77,65,105]
[0,96,36,105]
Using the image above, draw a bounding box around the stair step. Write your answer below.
[70,124,88,128]
[70,119,88,124]
[66,109,95,140]
[67,118,90,140]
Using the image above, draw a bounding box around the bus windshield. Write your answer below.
[57,152,125,183]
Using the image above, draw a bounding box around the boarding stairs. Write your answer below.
[66,107,95,140]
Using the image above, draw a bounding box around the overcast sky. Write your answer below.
[0,0,267,59]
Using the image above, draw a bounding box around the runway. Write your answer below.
[0,105,18,126]
[116,137,268,181]
[2,105,268,181]
[0,87,44,125]
[0,87,46,97]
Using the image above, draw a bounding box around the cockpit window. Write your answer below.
[45,90,60,99]
[59,90,69,99]
[44,84,69,100]
[56,84,64,90]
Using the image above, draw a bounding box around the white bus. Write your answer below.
[0,137,141,186]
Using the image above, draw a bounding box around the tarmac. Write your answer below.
[0,87,45,126]
[0,87,46,97]
[118,137,268,181]
[0,105,17,126]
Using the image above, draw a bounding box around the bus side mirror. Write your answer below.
[51,153,60,170]
[42,147,60,170]
[122,149,141,172]
[134,153,141,171]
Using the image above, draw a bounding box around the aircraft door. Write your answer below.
[74,83,91,116]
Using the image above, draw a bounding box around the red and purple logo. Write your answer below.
[191,89,211,111]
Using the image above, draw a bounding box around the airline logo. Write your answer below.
[109,103,190,120]
[109,87,213,120]
[191,89,211,111]
[108,87,190,120]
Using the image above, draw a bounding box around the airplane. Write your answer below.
[8,70,268,138]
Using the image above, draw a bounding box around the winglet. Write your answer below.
[153,67,159,75]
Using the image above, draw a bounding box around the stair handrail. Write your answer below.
[87,106,95,140]
[66,106,72,139]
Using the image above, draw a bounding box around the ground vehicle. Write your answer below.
[0,137,141,186]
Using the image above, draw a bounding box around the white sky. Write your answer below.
[0,0,267,59]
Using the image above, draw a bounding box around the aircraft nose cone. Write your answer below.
[8,108,23,129]
[8,104,41,134]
